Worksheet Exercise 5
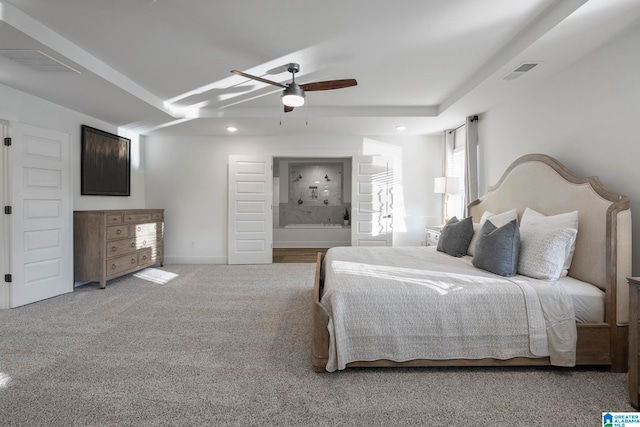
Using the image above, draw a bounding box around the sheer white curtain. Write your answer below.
[464,115,479,213]
[442,115,479,219]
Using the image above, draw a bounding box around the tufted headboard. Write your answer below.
[468,154,632,325]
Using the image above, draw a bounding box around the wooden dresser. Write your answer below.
[74,209,164,289]
[629,277,640,408]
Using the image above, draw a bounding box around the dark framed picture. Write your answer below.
[81,125,131,196]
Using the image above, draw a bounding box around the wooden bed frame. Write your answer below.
[312,154,632,372]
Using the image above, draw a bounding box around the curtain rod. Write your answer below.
[448,123,465,134]
[447,115,478,134]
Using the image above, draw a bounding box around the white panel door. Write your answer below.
[9,123,73,307]
[1,121,9,309]
[228,155,272,264]
[351,156,393,246]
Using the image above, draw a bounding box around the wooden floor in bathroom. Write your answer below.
[272,248,328,263]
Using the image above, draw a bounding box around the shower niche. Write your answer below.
[289,163,342,207]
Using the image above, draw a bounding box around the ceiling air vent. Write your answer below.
[0,50,80,73]
[502,62,538,81]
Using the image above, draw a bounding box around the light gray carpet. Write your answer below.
[0,263,634,426]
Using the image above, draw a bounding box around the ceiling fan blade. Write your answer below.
[301,79,357,91]
[284,105,294,113]
[230,70,287,88]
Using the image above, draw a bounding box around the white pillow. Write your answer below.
[517,227,578,280]
[519,208,579,276]
[467,209,518,256]
[468,223,481,256]
[480,209,518,228]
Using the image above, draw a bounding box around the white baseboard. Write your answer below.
[164,256,228,264]
[273,241,350,248]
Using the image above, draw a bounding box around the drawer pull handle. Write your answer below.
[116,229,122,235]
[142,255,147,261]
[130,242,135,247]
[143,240,147,246]
[111,264,116,270]
[137,226,141,232]
[131,258,136,264]
[111,246,117,251]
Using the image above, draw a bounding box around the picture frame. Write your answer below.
[81,125,131,196]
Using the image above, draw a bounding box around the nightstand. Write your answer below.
[425,227,442,247]
[629,277,640,408]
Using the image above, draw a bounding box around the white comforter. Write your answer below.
[320,246,577,372]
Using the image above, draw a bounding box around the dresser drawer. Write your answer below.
[106,238,137,259]
[123,212,153,223]
[134,222,162,237]
[426,229,441,246]
[138,248,154,267]
[151,211,163,221]
[106,253,138,277]
[135,234,158,249]
[106,225,132,240]
[106,214,122,225]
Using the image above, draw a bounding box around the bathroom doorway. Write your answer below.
[272,157,352,249]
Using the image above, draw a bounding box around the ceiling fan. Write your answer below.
[231,63,357,112]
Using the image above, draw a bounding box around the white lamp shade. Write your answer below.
[282,93,305,107]
[434,176,461,194]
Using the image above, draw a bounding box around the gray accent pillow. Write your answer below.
[472,219,520,277]
[436,216,474,257]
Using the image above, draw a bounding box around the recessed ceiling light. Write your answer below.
[226,126,237,133]
[395,125,407,131]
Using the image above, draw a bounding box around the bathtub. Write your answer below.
[284,223,343,229]
[274,224,350,248]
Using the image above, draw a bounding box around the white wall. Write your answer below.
[143,134,442,263]
[0,83,146,211]
[477,23,640,274]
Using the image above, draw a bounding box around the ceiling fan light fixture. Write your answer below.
[282,84,305,107]
[231,63,355,113]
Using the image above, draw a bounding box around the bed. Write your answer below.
[312,153,632,372]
